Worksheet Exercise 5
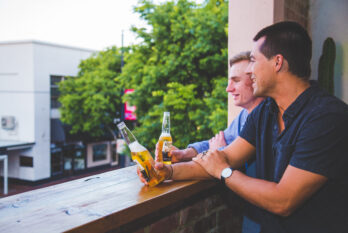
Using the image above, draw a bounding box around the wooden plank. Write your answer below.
[0,166,217,233]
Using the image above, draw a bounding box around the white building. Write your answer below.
[0,40,95,181]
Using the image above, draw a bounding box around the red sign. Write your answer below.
[124,89,136,120]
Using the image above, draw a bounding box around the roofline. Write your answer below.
[0,39,98,53]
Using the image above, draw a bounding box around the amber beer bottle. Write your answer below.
[158,112,173,165]
[117,122,165,187]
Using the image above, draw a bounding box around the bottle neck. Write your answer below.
[162,113,170,134]
[117,123,137,145]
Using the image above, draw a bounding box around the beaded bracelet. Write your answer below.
[167,164,174,180]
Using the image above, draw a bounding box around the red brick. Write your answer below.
[193,213,217,232]
[284,0,309,23]
[180,199,205,224]
[149,212,179,233]
[216,208,242,233]
[204,194,224,214]
[177,225,194,233]
[132,228,145,233]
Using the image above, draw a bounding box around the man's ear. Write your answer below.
[274,54,284,72]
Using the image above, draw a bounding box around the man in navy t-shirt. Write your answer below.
[141,21,348,233]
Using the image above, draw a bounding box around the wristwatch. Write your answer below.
[220,167,233,186]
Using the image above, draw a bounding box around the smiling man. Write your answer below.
[140,21,348,233]
[169,51,264,162]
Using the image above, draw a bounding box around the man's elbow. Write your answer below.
[274,207,292,217]
[271,202,296,217]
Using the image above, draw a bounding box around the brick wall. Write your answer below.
[284,0,309,29]
[108,186,244,233]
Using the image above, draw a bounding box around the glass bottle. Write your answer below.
[117,122,165,187]
[157,112,173,165]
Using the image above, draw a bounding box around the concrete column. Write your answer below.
[228,0,275,123]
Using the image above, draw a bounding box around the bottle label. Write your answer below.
[134,159,150,182]
[162,141,172,162]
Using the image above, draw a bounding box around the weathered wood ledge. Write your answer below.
[0,166,222,233]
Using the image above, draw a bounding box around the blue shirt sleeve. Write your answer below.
[187,109,249,153]
[239,105,261,147]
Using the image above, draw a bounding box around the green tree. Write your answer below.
[59,46,125,140]
[117,0,228,149]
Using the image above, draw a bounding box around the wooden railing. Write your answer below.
[0,166,243,233]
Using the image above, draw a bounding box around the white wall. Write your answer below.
[0,43,35,142]
[32,42,94,180]
[310,0,348,104]
[0,40,94,181]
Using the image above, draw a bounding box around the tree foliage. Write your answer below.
[58,0,228,150]
[117,0,228,149]
[59,46,125,139]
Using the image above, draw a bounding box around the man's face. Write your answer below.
[247,36,275,97]
[226,60,256,110]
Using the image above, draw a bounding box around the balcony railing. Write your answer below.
[0,166,243,233]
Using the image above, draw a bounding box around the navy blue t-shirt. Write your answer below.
[240,84,348,233]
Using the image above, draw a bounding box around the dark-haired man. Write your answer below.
[139,21,348,233]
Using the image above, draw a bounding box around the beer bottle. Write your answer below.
[117,122,165,187]
[158,112,173,165]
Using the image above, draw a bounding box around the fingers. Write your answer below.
[154,162,172,180]
[154,161,164,170]
[193,150,208,161]
[137,167,149,185]
[155,142,160,162]
[170,149,184,163]
[170,149,181,156]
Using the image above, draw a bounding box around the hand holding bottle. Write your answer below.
[170,147,198,162]
[137,161,173,185]
[155,143,193,163]
[157,112,173,164]
[118,122,165,187]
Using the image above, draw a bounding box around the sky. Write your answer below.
[0,0,204,51]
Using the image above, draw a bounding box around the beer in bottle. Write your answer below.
[158,112,173,165]
[117,122,165,187]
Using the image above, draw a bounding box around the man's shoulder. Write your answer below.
[306,87,348,116]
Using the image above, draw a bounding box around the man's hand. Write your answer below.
[170,147,198,163]
[209,131,227,151]
[136,162,172,185]
[192,149,229,179]
[155,142,197,163]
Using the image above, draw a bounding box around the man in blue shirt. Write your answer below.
[169,51,264,162]
[158,51,264,233]
[142,21,348,233]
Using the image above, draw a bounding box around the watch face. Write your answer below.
[222,167,232,178]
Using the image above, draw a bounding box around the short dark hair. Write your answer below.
[229,51,251,67]
[253,21,312,80]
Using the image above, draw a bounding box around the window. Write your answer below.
[93,144,108,162]
[86,141,111,168]
[110,141,119,166]
[50,75,65,109]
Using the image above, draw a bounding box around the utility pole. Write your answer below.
[120,30,125,122]
[121,30,124,71]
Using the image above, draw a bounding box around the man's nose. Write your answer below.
[226,81,234,92]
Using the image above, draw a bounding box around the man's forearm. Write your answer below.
[226,170,285,215]
[225,167,327,217]
[172,161,213,180]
